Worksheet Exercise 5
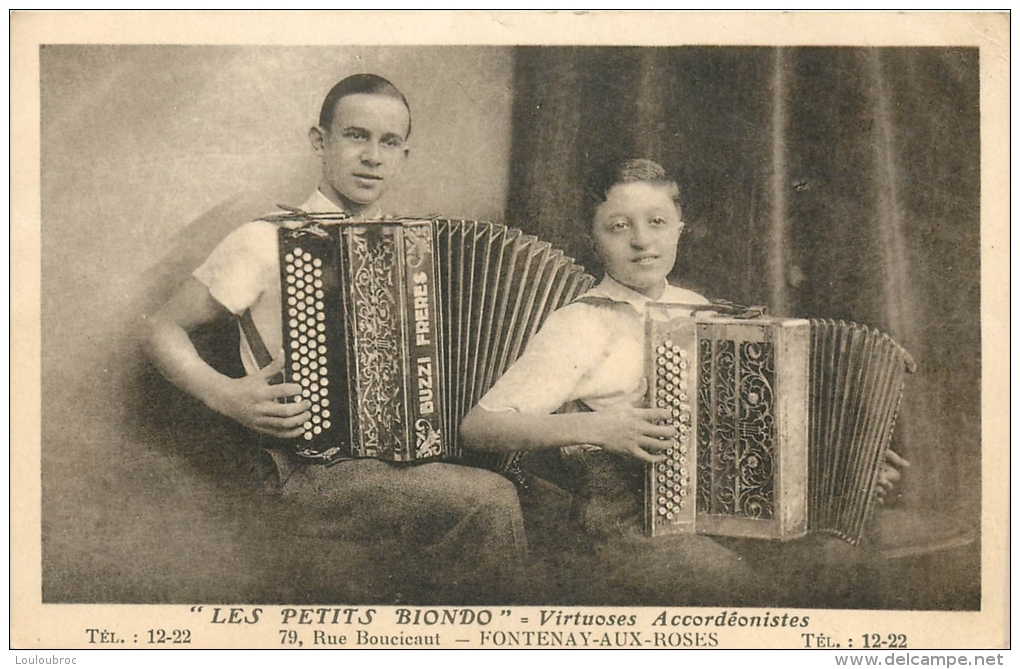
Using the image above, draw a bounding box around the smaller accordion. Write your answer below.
[268,212,595,469]
[644,305,915,544]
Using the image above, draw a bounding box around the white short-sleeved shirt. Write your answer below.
[478,274,710,421]
[193,190,380,374]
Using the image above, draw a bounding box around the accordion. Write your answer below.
[644,305,915,544]
[266,212,595,471]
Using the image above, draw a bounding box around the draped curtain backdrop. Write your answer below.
[506,47,980,525]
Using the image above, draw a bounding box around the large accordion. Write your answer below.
[267,212,595,471]
[644,304,915,544]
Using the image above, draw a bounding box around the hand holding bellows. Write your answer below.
[207,352,311,439]
[875,449,910,505]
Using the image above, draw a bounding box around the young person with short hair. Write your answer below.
[147,74,526,603]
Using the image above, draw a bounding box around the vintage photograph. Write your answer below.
[12,11,1008,650]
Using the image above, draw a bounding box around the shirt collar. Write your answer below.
[585,274,707,313]
[587,274,667,313]
[299,189,382,219]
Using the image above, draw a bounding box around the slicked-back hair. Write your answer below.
[318,74,412,139]
[582,158,683,234]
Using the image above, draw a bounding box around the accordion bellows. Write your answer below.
[644,305,915,544]
[273,214,596,469]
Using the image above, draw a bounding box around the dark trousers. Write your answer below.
[260,450,528,603]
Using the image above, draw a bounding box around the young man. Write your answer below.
[460,158,906,605]
[147,74,526,602]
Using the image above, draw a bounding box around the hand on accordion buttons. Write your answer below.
[875,449,910,505]
[588,406,676,465]
[212,352,311,439]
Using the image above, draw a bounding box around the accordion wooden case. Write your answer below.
[273,213,596,468]
[644,305,915,544]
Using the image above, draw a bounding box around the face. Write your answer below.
[591,181,683,300]
[310,93,410,214]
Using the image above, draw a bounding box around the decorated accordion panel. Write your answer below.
[274,215,596,472]
[278,220,445,464]
[645,306,914,544]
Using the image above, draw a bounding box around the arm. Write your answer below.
[459,404,676,465]
[146,278,310,438]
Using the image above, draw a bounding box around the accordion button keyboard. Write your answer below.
[649,332,697,534]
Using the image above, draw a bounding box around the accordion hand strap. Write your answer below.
[260,205,444,227]
[239,308,277,375]
[637,298,767,319]
[702,299,768,319]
